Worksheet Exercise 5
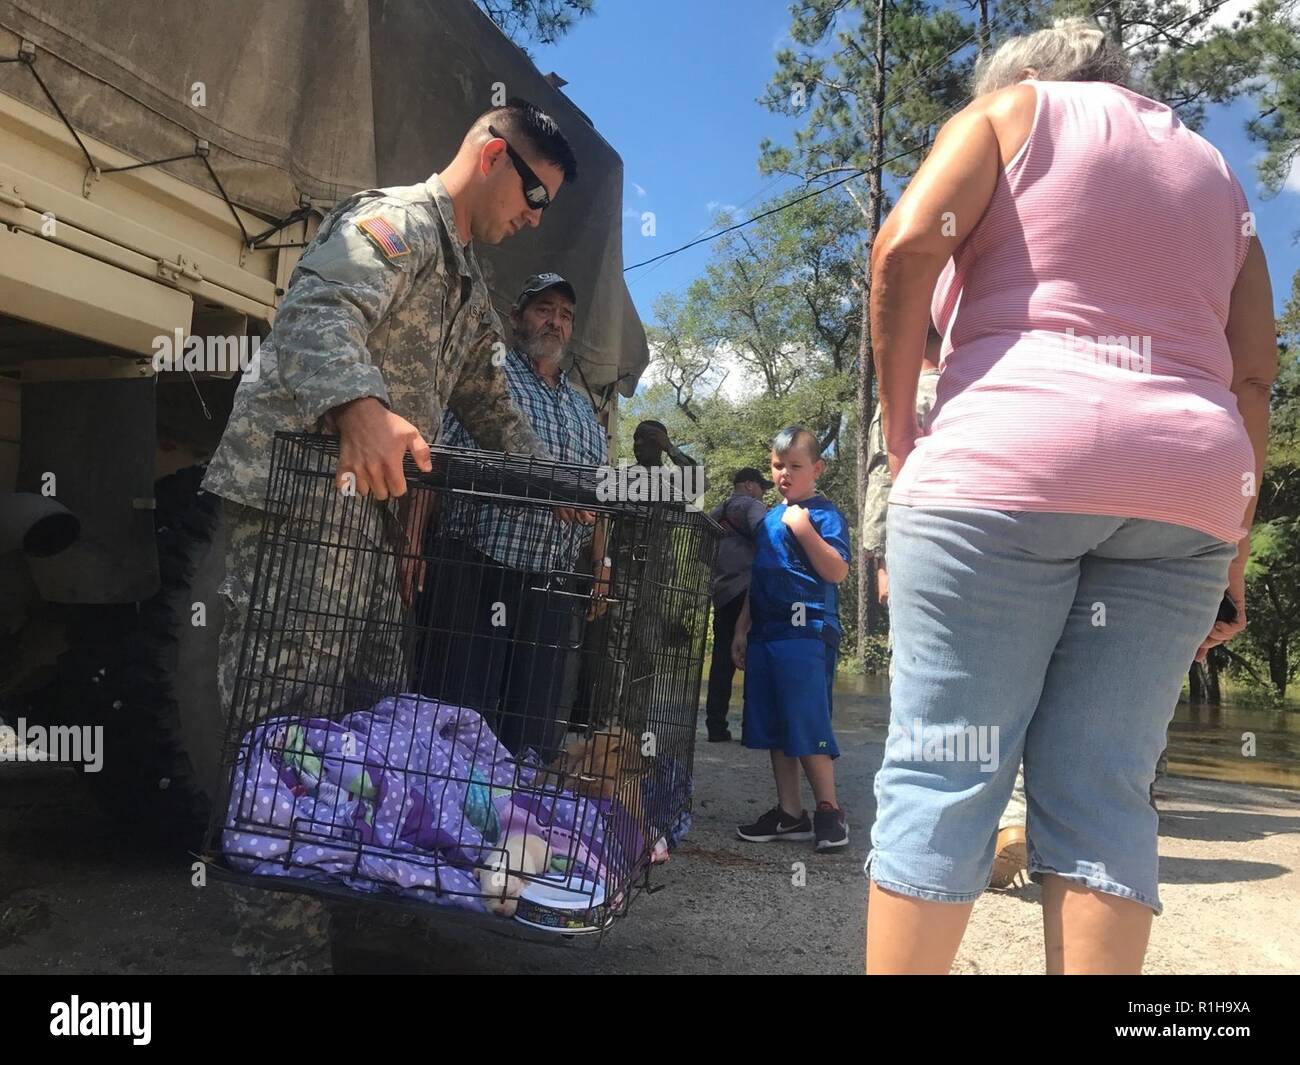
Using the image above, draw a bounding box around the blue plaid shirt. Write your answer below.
[439,347,608,572]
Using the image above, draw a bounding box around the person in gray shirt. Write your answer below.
[704,467,773,741]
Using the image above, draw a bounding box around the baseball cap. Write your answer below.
[514,272,577,311]
[733,467,774,490]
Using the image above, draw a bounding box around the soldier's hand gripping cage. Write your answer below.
[202,432,720,933]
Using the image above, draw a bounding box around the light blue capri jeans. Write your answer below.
[866,506,1237,914]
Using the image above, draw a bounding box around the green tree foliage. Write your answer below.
[758,0,977,654]
[650,193,859,406]
[637,190,865,644]
[636,0,1300,690]
[1143,0,1300,197]
[643,190,860,470]
[1232,280,1300,701]
[475,0,595,46]
[1145,0,1300,701]
[759,0,977,189]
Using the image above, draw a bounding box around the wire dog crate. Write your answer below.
[202,432,719,935]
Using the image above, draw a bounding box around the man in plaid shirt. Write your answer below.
[414,274,609,761]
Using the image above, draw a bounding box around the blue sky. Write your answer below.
[536,0,1299,327]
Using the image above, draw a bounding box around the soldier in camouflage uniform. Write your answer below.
[201,98,578,972]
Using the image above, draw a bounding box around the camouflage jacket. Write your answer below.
[203,174,546,508]
[862,369,941,561]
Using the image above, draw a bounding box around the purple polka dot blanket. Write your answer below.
[219,695,642,912]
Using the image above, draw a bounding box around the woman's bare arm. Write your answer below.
[1226,236,1277,544]
[1195,235,1276,662]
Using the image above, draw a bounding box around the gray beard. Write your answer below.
[517,333,566,365]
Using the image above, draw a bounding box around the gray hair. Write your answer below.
[972,17,1132,97]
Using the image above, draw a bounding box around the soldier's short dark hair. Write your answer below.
[474,98,578,184]
[772,425,823,461]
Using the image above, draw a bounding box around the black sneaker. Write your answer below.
[737,806,813,842]
[814,803,848,850]
[707,729,732,743]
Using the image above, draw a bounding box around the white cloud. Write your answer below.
[622,207,642,220]
[1248,148,1299,198]
[706,199,741,218]
[715,362,760,402]
[1284,155,1300,195]
[1158,0,1256,49]
[642,339,764,403]
[633,182,647,198]
[1205,0,1256,31]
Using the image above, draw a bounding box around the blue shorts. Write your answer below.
[741,637,839,758]
[867,506,1236,915]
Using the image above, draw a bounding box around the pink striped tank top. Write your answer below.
[890,79,1254,543]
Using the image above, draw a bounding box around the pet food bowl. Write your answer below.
[513,876,610,934]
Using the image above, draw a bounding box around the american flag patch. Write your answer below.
[356,216,411,261]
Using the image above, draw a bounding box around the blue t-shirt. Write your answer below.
[748,494,851,646]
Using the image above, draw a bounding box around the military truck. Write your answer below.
[0,0,647,834]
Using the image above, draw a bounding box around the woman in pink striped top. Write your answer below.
[864,18,1277,974]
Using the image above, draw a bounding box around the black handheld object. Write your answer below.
[1216,594,1239,625]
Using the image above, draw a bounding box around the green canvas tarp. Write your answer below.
[0,0,647,399]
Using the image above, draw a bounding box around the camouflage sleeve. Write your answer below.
[274,200,436,426]
[861,403,891,559]
[916,370,940,429]
[438,406,472,448]
[446,310,550,458]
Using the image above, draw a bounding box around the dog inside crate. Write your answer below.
[211,436,710,930]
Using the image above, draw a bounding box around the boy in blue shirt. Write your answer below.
[732,426,851,850]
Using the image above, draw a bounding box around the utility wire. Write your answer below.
[623,0,1234,274]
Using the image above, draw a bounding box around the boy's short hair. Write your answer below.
[772,425,823,461]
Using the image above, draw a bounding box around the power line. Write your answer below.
[624,170,871,272]
[624,0,1235,275]
[626,0,1059,288]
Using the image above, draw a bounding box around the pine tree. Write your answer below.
[760,0,981,653]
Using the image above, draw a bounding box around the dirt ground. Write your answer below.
[3,713,1298,975]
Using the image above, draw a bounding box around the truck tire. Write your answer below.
[56,465,225,838]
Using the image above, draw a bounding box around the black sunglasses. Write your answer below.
[488,125,551,211]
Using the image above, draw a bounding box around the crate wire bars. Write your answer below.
[202,432,719,935]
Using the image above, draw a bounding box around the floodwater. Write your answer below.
[707,669,1300,791]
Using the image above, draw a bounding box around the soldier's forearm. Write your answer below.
[861,523,886,556]
[329,395,385,428]
[448,377,549,459]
